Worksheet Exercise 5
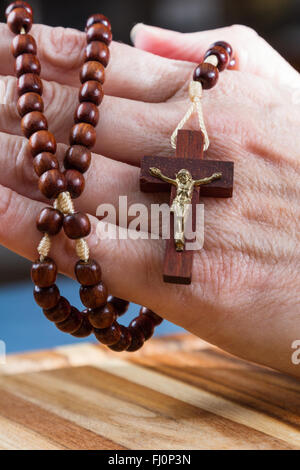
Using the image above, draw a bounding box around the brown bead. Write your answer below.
[12,34,36,57]
[212,40,233,58]
[31,258,57,288]
[140,307,163,326]
[87,23,112,46]
[80,61,105,84]
[7,7,32,34]
[56,307,83,334]
[88,303,116,329]
[130,315,154,341]
[127,328,145,352]
[109,326,132,352]
[75,259,102,286]
[29,130,56,156]
[64,146,91,174]
[204,45,229,72]
[74,102,99,127]
[15,53,41,77]
[79,80,103,106]
[39,169,66,199]
[80,282,108,309]
[5,1,33,18]
[94,321,121,346]
[21,111,48,138]
[63,212,91,240]
[18,73,43,96]
[70,123,96,149]
[17,92,44,117]
[33,152,59,177]
[36,207,63,235]
[85,41,110,67]
[43,296,71,323]
[86,14,111,32]
[193,63,219,89]
[72,311,93,338]
[64,169,85,199]
[107,296,129,317]
[34,284,60,310]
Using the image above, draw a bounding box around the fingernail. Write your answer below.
[130,23,144,45]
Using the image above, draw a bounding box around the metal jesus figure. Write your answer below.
[149,167,222,251]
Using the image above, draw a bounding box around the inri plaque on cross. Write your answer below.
[140,130,234,285]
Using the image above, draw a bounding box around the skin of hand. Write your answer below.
[0,22,299,376]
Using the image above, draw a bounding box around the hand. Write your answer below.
[150,167,162,178]
[0,22,299,376]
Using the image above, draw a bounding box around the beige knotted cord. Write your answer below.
[171,55,218,152]
[171,81,209,151]
[38,192,90,263]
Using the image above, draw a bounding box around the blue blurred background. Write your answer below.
[0,0,299,353]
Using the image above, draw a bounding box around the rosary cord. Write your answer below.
[171,54,219,152]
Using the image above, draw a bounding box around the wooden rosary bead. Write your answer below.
[140,307,163,326]
[64,146,91,174]
[7,7,32,34]
[43,296,71,323]
[70,123,96,149]
[39,169,66,199]
[80,282,108,309]
[18,73,43,96]
[63,212,91,240]
[79,81,103,106]
[64,169,85,199]
[107,296,129,317]
[88,303,116,329]
[75,259,102,286]
[12,34,36,57]
[85,41,110,67]
[130,315,154,341]
[204,45,229,72]
[36,207,63,235]
[193,63,219,89]
[5,1,33,18]
[86,14,111,32]
[34,284,60,310]
[15,53,41,77]
[212,40,233,58]
[74,102,99,127]
[56,306,83,334]
[94,321,121,346]
[71,311,93,338]
[80,61,105,84]
[109,325,132,352]
[127,328,145,352]
[21,111,48,138]
[17,92,44,117]
[29,130,56,156]
[31,257,57,288]
[86,23,112,46]
[33,152,59,177]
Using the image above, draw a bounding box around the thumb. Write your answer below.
[131,23,300,87]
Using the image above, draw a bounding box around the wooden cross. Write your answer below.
[140,130,234,285]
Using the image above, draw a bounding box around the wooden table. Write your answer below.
[0,334,299,450]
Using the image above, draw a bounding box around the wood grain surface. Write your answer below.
[0,334,299,450]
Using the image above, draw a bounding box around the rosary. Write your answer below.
[6,1,234,352]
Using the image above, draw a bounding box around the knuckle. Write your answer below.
[43,81,74,138]
[38,25,85,70]
[229,23,258,39]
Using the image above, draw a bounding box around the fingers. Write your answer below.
[0,70,286,168]
[0,23,192,103]
[0,182,169,317]
[131,23,300,87]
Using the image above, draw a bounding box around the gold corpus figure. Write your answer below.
[150,167,222,252]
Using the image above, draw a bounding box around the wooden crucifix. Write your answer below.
[140,130,234,285]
